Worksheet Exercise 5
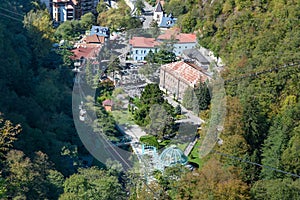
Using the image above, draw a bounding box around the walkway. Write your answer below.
[184,137,198,156]
[164,96,205,126]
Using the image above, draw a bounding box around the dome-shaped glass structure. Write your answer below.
[159,145,188,167]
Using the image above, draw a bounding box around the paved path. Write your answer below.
[164,96,205,125]
[184,137,198,156]
[142,1,154,28]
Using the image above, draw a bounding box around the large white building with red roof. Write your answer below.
[129,37,160,61]
[159,61,210,99]
[129,30,197,61]
[157,30,197,56]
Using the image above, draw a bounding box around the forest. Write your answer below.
[0,0,300,199]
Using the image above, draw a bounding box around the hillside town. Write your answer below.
[1,0,299,199]
[44,0,226,185]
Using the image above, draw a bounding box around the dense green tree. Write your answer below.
[134,84,175,133]
[147,104,175,139]
[60,167,125,200]
[80,12,96,30]
[260,100,300,179]
[140,135,159,148]
[97,0,108,14]
[135,0,145,15]
[107,57,121,81]
[140,84,164,106]
[178,12,197,33]
[182,87,194,110]
[0,117,21,158]
[174,158,250,199]
[97,0,142,31]
[153,50,177,64]
[251,178,300,200]
[195,82,211,110]
[164,0,187,17]
[144,50,155,64]
[55,20,83,40]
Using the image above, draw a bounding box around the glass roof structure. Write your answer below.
[159,145,188,167]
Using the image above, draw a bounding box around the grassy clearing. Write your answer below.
[188,139,204,168]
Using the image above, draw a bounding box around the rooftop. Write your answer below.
[85,34,105,44]
[159,15,177,28]
[90,25,110,37]
[159,145,188,167]
[70,45,100,60]
[161,61,209,86]
[158,30,197,43]
[102,99,113,106]
[154,1,163,12]
[129,37,160,48]
[182,49,210,65]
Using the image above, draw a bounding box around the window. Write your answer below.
[135,50,138,54]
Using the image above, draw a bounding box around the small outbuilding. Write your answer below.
[102,99,114,111]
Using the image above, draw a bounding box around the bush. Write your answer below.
[140,135,159,148]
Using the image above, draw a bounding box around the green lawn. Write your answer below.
[188,139,204,168]
[177,143,188,151]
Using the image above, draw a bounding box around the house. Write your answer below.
[157,29,197,56]
[159,60,210,99]
[182,48,210,70]
[102,99,113,111]
[129,37,160,61]
[70,44,101,73]
[153,1,177,28]
[70,45,100,60]
[90,26,110,39]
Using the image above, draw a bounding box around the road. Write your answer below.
[142,1,154,28]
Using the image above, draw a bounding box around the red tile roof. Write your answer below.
[161,61,209,86]
[129,37,160,48]
[85,35,105,44]
[158,30,197,44]
[70,45,100,60]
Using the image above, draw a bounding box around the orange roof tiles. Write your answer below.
[158,30,197,43]
[161,61,209,86]
[129,37,160,48]
[85,34,105,44]
[70,45,100,60]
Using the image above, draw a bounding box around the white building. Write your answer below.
[153,1,164,25]
[157,30,197,56]
[153,1,177,28]
[52,0,79,22]
[129,37,160,61]
[129,30,197,61]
